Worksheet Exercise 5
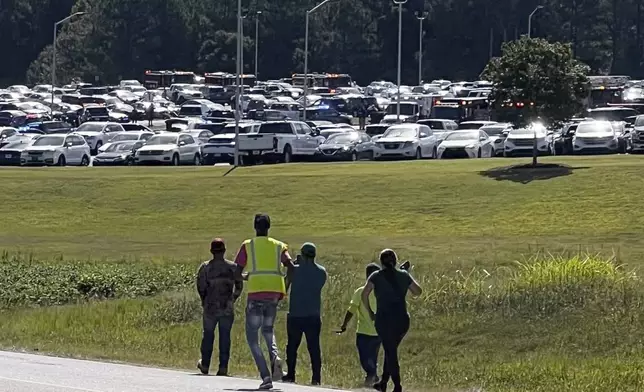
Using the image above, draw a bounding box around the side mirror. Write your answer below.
[178,141,186,146]
[66,142,73,148]
[310,130,320,137]
[568,130,576,135]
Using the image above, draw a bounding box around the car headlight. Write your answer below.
[403,141,414,148]
[342,146,351,151]
[465,144,476,149]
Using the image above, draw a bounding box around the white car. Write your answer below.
[20,134,91,166]
[202,122,261,164]
[135,133,202,165]
[98,131,155,153]
[437,130,495,159]
[457,121,498,130]
[572,120,620,154]
[480,123,513,156]
[75,122,126,154]
[374,124,438,159]
[504,127,552,157]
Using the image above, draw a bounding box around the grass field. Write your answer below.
[3,156,644,391]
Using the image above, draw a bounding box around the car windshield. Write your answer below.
[386,104,417,115]
[588,109,636,122]
[33,136,65,146]
[636,116,644,126]
[325,133,360,144]
[431,106,461,120]
[383,128,417,138]
[458,123,486,130]
[576,123,613,134]
[146,135,178,145]
[321,130,349,139]
[180,106,202,116]
[105,142,135,152]
[76,123,104,133]
[87,107,108,115]
[481,126,506,136]
[510,128,546,137]
[445,131,478,141]
[111,133,139,142]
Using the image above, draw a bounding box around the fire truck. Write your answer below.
[143,70,195,89]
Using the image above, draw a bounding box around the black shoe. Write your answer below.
[373,381,387,392]
[196,360,208,375]
[216,367,228,376]
[282,375,295,383]
[392,386,402,392]
[311,380,321,386]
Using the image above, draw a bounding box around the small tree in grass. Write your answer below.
[482,37,590,166]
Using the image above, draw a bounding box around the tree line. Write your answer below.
[2,0,644,87]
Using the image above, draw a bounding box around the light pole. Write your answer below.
[234,0,242,167]
[393,0,407,122]
[528,5,543,38]
[254,11,262,77]
[51,11,84,107]
[240,14,247,86]
[303,0,334,121]
[416,11,427,86]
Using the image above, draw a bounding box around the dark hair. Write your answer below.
[365,263,380,279]
[380,249,397,270]
[254,214,271,231]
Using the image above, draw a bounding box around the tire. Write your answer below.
[477,148,482,158]
[193,154,202,166]
[126,158,134,166]
[351,151,358,162]
[503,151,510,158]
[415,148,422,160]
[57,155,66,166]
[171,154,180,166]
[368,151,375,161]
[80,155,90,166]
[282,145,292,164]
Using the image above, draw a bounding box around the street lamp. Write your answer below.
[234,0,242,167]
[255,11,262,77]
[240,13,247,85]
[528,5,543,38]
[303,0,334,121]
[416,11,428,86]
[51,11,84,107]
[393,0,408,122]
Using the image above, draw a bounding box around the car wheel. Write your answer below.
[368,151,375,161]
[351,151,358,162]
[80,155,90,166]
[57,155,66,166]
[193,154,202,166]
[415,148,422,160]
[283,145,292,164]
[126,158,134,166]
[171,154,180,166]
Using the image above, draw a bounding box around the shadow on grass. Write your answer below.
[479,163,590,184]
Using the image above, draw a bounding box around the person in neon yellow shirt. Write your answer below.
[337,263,382,386]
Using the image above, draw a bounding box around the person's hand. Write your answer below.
[335,325,347,335]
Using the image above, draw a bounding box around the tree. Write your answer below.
[482,37,589,165]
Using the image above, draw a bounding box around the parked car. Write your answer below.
[80,105,110,123]
[202,122,260,165]
[373,123,438,160]
[504,127,552,157]
[134,132,202,165]
[93,141,144,166]
[98,131,154,153]
[314,131,377,161]
[571,120,621,155]
[437,130,495,159]
[480,123,513,156]
[20,134,91,166]
[0,140,31,165]
[75,122,126,154]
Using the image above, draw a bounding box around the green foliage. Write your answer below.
[0,253,194,308]
[483,37,590,126]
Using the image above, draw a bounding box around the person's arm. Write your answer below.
[196,264,207,304]
[232,265,244,301]
[361,280,376,321]
[282,249,296,292]
[408,273,422,297]
[338,311,353,334]
[234,244,249,281]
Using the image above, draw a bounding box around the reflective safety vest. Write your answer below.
[244,236,287,295]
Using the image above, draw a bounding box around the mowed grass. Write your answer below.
[2,156,644,391]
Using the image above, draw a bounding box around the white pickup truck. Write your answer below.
[236,121,320,163]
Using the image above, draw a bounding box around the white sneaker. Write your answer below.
[271,356,285,381]
[259,377,273,390]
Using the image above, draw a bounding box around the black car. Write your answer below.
[304,107,352,124]
[26,121,74,134]
[314,131,376,161]
[0,110,27,127]
[0,140,30,165]
[92,141,144,166]
[551,123,577,155]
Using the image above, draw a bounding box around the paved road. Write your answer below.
[0,351,350,392]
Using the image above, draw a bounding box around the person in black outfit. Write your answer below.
[362,249,422,392]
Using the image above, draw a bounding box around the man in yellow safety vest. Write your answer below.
[234,214,297,390]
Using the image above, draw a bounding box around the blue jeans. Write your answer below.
[356,333,381,378]
[200,313,234,370]
[245,299,280,380]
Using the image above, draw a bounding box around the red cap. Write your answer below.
[210,238,226,252]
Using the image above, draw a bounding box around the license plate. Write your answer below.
[214,153,221,157]
[5,154,12,159]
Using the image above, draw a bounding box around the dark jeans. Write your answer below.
[200,313,234,370]
[375,312,410,389]
[356,333,381,378]
[285,315,322,383]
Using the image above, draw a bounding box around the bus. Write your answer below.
[143,70,195,89]
[291,73,353,90]
[204,72,257,87]
[430,97,491,123]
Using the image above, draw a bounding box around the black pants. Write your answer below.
[356,333,381,378]
[200,313,234,370]
[375,312,410,389]
[285,315,322,383]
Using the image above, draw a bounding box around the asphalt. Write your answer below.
[0,351,350,392]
